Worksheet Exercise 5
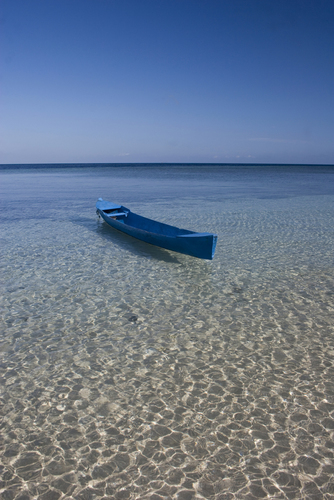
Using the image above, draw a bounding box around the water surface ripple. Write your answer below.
[1,165,334,499]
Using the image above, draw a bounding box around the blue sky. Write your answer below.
[1,0,333,164]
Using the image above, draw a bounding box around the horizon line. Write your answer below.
[1,162,334,168]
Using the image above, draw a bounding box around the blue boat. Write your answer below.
[96,199,218,260]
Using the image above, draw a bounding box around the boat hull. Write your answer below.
[96,200,217,260]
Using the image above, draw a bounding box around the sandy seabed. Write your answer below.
[1,173,334,499]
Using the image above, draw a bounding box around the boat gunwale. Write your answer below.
[99,207,198,238]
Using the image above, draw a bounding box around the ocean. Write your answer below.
[1,164,334,499]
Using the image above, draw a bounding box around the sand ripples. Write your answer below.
[1,193,334,498]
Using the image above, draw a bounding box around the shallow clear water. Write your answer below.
[1,164,334,499]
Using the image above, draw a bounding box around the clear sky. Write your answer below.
[1,0,333,164]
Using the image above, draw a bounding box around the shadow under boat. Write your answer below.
[73,216,182,264]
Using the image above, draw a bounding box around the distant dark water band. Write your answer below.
[1,163,334,170]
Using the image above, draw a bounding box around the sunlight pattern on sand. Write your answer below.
[1,166,334,499]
